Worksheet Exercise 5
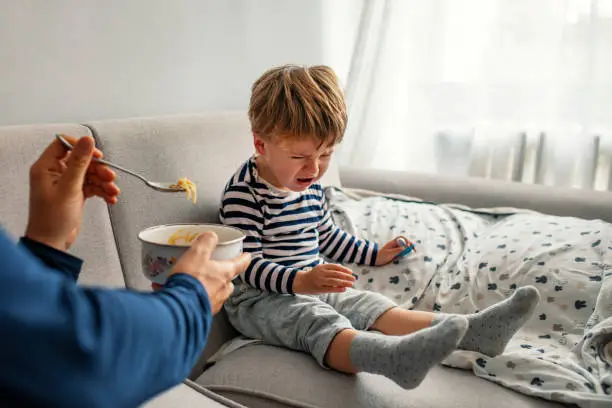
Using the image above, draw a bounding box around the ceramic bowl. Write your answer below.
[138,223,245,284]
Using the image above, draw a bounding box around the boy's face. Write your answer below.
[254,134,335,192]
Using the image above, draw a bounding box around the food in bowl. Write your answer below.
[167,229,199,245]
[138,223,245,285]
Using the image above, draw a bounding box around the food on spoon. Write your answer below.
[170,177,197,204]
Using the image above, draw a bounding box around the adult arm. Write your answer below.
[0,230,212,408]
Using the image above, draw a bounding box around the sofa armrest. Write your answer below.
[340,166,612,223]
[143,381,246,407]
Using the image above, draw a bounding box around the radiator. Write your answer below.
[434,130,611,191]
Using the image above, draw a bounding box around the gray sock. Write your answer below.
[434,285,540,356]
[349,316,468,389]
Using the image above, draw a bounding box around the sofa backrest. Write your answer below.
[0,123,125,288]
[86,111,341,290]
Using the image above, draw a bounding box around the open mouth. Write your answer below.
[297,177,315,184]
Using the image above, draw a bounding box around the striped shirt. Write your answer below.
[219,157,378,294]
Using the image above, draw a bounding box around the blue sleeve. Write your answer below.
[19,236,83,281]
[0,230,213,407]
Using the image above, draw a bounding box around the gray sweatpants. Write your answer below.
[224,282,396,367]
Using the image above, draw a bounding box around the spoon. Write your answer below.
[55,134,185,193]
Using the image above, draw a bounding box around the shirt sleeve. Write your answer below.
[0,229,213,407]
[316,192,378,266]
[220,183,300,294]
[19,236,83,281]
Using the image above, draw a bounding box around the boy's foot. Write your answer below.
[350,316,468,389]
[434,286,540,356]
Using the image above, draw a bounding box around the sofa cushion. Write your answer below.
[143,382,245,408]
[197,344,567,408]
[87,112,249,290]
[0,124,124,288]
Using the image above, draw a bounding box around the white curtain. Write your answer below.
[340,0,612,190]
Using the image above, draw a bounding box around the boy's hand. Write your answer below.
[293,264,355,294]
[375,236,415,266]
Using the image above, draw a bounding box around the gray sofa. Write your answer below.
[3,112,607,407]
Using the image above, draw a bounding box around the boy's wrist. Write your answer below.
[292,270,309,294]
[369,243,379,266]
[292,270,303,293]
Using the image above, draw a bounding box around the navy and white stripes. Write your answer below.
[220,157,378,294]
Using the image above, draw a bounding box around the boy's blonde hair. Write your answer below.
[248,64,347,147]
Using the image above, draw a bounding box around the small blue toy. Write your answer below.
[395,237,415,259]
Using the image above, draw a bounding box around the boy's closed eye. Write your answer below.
[289,150,334,160]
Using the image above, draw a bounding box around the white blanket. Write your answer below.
[327,187,612,407]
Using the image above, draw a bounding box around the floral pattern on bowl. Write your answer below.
[139,223,245,285]
[143,253,177,281]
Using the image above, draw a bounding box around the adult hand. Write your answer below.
[168,232,251,314]
[293,263,355,294]
[375,236,415,266]
[25,135,120,251]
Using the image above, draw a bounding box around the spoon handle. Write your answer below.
[55,134,149,184]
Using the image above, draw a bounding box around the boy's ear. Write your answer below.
[253,132,266,155]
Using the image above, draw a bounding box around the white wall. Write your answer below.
[0,0,326,125]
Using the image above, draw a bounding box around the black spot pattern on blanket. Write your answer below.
[535,276,548,284]
[476,358,487,368]
[574,300,587,310]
